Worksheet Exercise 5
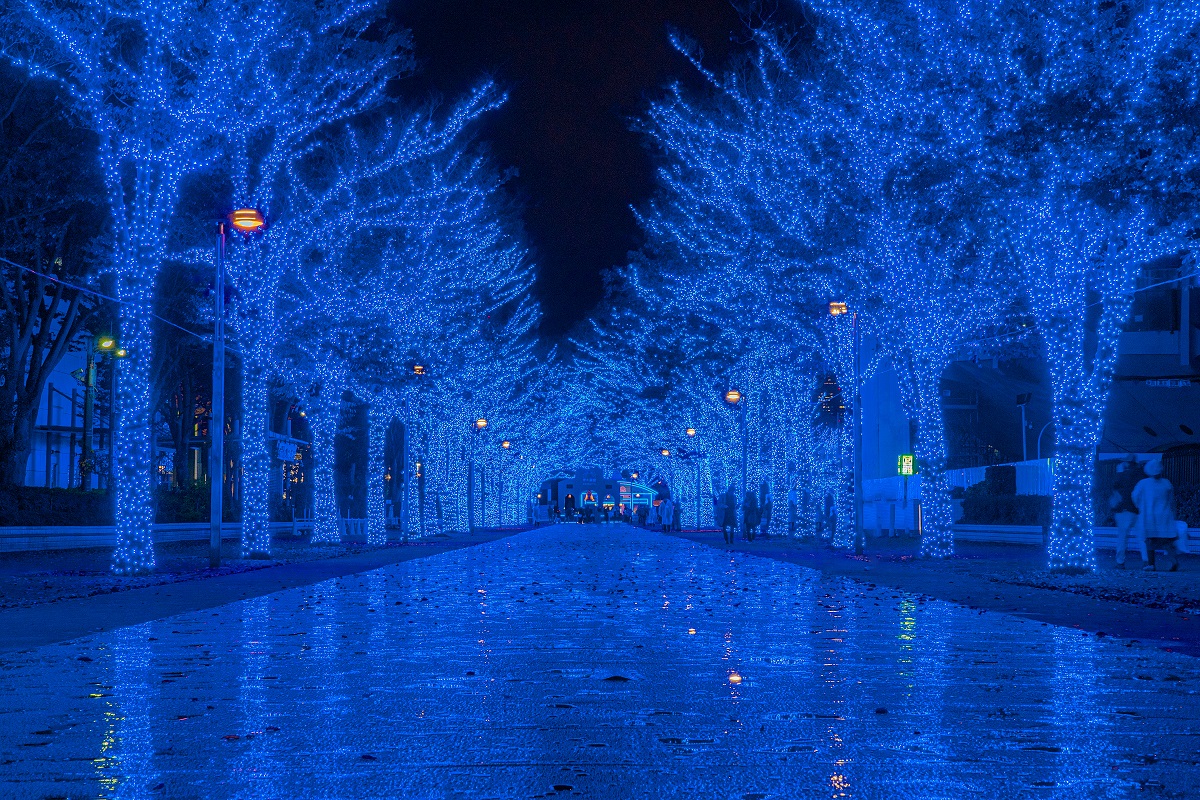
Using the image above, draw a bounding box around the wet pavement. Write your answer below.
[1,524,1198,799]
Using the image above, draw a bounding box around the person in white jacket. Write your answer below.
[1133,459,1179,572]
[659,497,674,533]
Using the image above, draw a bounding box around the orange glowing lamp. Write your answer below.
[230,208,265,232]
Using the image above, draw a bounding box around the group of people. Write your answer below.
[712,485,774,545]
[1111,456,1185,571]
[631,497,677,532]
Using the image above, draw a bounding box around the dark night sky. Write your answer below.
[392,0,751,338]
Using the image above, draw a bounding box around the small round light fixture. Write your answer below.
[661,449,670,457]
[97,337,115,350]
[686,427,696,437]
[475,418,488,430]
[115,348,128,358]
[230,208,266,232]
[501,440,511,449]
[724,389,742,405]
[413,364,426,375]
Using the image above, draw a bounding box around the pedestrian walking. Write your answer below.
[1133,459,1180,572]
[636,504,648,527]
[660,497,674,533]
[647,502,661,529]
[787,485,798,538]
[759,484,773,540]
[722,486,738,544]
[1110,456,1146,568]
[743,491,760,542]
[713,488,726,540]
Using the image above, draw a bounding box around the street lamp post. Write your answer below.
[678,427,706,532]
[79,337,98,490]
[211,209,264,568]
[92,336,123,492]
[209,221,227,568]
[830,301,864,555]
[853,309,864,556]
[1016,393,1032,462]
[724,389,748,537]
[1036,422,1054,460]
[500,440,511,527]
[468,417,487,534]
[404,364,427,542]
[686,427,700,530]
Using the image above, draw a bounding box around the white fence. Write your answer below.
[0,519,370,554]
[866,459,1056,504]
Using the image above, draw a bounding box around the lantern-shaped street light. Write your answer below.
[661,449,670,457]
[686,427,696,437]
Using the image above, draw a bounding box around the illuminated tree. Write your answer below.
[3,0,227,572]
[970,1,1189,571]
[226,81,502,553]
[210,0,410,556]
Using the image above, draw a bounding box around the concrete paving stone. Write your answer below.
[0,524,1198,799]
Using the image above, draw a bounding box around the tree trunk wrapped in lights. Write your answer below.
[1015,186,1164,572]
[365,398,393,546]
[309,360,346,544]
[2,0,227,572]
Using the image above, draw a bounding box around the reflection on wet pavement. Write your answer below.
[1,524,1198,799]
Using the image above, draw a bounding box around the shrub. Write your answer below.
[983,465,1017,496]
[959,480,1050,526]
[154,485,240,523]
[155,486,208,523]
[1177,487,1200,528]
[0,487,112,526]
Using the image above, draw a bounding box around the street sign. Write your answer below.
[898,453,916,476]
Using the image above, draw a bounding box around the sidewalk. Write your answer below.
[670,529,1200,657]
[0,529,521,652]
